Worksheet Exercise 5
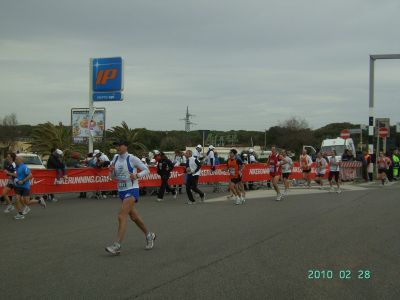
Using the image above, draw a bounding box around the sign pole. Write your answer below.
[383,137,387,154]
[376,135,380,176]
[89,58,94,153]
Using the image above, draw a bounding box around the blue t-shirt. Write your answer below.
[15,163,31,190]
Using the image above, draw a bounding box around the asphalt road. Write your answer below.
[1,182,399,300]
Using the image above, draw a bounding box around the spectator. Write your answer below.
[47,149,67,183]
[46,148,67,202]
[392,149,399,180]
[93,149,110,168]
[92,149,110,199]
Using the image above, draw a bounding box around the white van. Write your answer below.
[320,138,356,161]
[17,153,46,170]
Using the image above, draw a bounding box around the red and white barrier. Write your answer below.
[0,162,361,195]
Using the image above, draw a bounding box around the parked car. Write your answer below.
[17,153,46,170]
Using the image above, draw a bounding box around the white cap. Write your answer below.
[153,150,160,155]
[196,144,202,149]
[93,149,100,155]
[208,145,214,149]
[55,149,63,156]
[141,158,147,162]
[249,148,254,153]
[243,153,248,157]
[150,158,156,163]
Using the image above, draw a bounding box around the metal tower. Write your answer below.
[180,106,196,132]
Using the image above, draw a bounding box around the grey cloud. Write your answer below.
[1,0,400,131]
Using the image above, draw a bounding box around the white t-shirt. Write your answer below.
[281,157,293,173]
[329,156,340,172]
[192,149,201,159]
[316,157,327,174]
[207,150,215,166]
[187,157,201,176]
[249,154,256,163]
[111,153,149,191]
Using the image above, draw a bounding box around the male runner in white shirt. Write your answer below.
[105,140,156,255]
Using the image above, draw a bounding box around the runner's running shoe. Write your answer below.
[14,214,25,220]
[105,242,121,255]
[4,205,14,213]
[22,206,31,215]
[39,197,47,208]
[145,232,156,250]
[200,193,206,203]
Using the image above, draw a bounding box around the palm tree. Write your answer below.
[107,121,148,156]
[30,122,73,155]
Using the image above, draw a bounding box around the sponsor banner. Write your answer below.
[0,162,361,195]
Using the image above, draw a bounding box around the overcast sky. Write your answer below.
[1,0,400,131]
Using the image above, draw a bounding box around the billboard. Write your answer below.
[71,108,105,144]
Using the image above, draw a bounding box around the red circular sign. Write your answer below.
[340,129,350,139]
[378,127,388,138]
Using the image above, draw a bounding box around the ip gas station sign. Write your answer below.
[92,57,123,101]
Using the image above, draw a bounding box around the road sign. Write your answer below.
[340,129,350,139]
[93,92,123,102]
[378,127,388,138]
[375,118,390,137]
[92,57,123,92]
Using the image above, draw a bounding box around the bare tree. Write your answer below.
[0,113,18,153]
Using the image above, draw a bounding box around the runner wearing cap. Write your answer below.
[105,140,155,255]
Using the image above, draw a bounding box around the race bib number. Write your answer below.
[118,182,127,189]
[269,165,275,173]
[229,168,235,176]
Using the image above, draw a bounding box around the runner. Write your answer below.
[300,149,313,188]
[173,150,186,194]
[154,151,176,202]
[3,153,16,213]
[377,151,391,186]
[267,146,282,201]
[13,156,46,220]
[105,140,155,255]
[184,150,205,204]
[315,152,327,189]
[328,150,341,193]
[226,149,244,205]
[280,150,293,196]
